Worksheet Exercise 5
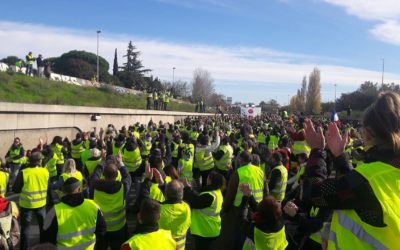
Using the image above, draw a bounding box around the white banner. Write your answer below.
[240,107,261,118]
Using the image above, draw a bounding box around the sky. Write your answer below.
[1,0,400,105]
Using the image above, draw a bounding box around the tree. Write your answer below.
[162,80,191,99]
[260,99,280,113]
[299,76,307,112]
[1,56,22,66]
[306,68,322,114]
[52,50,111,82]
[113,48,118,76]
[191,68,215,104]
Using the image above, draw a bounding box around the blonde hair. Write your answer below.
[63,159,77,174]
[363,92,400,154]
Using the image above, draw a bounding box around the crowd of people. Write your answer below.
[0,92,399,249]
[146,91,172,111]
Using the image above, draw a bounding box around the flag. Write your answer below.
[331,108,339,122]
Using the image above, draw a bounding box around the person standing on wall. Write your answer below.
[36,54,44,78]
[147,90,153,110]
[25,52,35,76]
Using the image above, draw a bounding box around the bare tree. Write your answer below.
[191,68,215,104]
[306,67,322,114]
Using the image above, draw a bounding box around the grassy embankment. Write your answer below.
[0,72,195,112]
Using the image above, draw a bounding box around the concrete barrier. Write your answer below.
[0,102,210,157]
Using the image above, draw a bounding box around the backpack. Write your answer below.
[0,202,14,250]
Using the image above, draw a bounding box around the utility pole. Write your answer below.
[172,67,176,83]
[96,30,101,82]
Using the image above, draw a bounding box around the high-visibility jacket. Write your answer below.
[55,199,98,249]
[45,156,58,178]
[147,93,153,98]
[26,54,34,65]
[234,165,264,207]
[269,165,288,202]
[191,190,222,238]
[190,131,199,142]
[159,202,191,250]
[112,142,124,156]
[194,148,214,172]
[6,146,23,164]
[257,132,266,144]
[94,184,126,232]
[123,229,176,250]
[154,93,159,101]
[179,158,193,183]
[141,140,152,157]
[122,147,142,173]
[19,167,49,209]
[182,143,195,157]
[327,162,400,250]
[214,145,234,171]
[52,143,64,165]
[0,171,9,197]
[243,226,288,250]
[61,171,84,190]
[171,141,180,158]
[309,206,323,244]
[268,135,279,150]
[81,149,91,167]
[71,141,85,159]
[292,140,311,156]
[149,176,172,202]
[84,158,101,176]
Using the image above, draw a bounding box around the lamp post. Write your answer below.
[334,84,337,108]
[96,30,101,82]
[172,67,176,83]
[382,58,385,85]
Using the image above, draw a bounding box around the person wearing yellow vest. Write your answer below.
[0,170,9,197]
[71,133,85,171]
[159,180,191,250]
[268,152,288,202]
[183,170,225,250]
[267,132,279,151]
[83,148,102,180]
[301,93,400,250]
[41,145,58,183]
[43,177,106,249]
[121,199,176,250]
[93,162,132,250]
[50,136,65,177]
[194,133,220,188]
[55,159,85,192]
[140,134,152,161]
[213,135,234,181]
[5,137,25,187]
[153,91,159,110]
[164,92,170,111]
[12,151,49,250]
[178,148,194,183]
[122,137,143,206]
[170,133,182,167]
[146,90,153,110]
[221,151,267,250]
[81,139,98,168]
[239,186,288,250]
[25,52,35,76]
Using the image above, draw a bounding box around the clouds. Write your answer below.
[322,0,400,45]
[0,20,398,103]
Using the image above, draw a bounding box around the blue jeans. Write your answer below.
[26,64,33,75]
[20,206,46,250]
[9,163,21,187]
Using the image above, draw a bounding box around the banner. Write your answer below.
[240,107,261,118]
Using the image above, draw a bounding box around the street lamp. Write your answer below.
[172,67,176,83]
[334,84,337,108]
[96,30,101,82]
[382,58,385,85]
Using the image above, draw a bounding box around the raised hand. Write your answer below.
[303,118,325,150]
[325,122,348,157]
[239,183,252,197]
[153,169,164,185]
[145,162,153,180]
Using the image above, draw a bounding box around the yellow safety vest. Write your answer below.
[45,156,58,178]
[194,148,214,172]
[190,131,199,142]
[243,226,288,250]
[257,132,266,144]
[328,162,400,250]
[292,140,311,156]
[268,135,279,150]
[112,142,125,156]
[171,141,180,158]
[94,184,126,232]
[141,140,152,157]
[122,147,142,173]
[309,206,323,244]
[100,170,122,182]
[123,229,176,250]
[19,167,49,209]
[61,171,84,191]
[7,146,22,164]
[71,141,85,159]
[182,143,195,157]
[149,176,172,202]
[81,149,91,167]
[52,143,64,165]
[214,145,234,171]
[55,199,98,249]
[234,165,264,207]
[191,190,222,238]
[179,158,193,183]
[269,165,288,202]
[85,158,101,176]
[0,171,9,197]
[27,54,34,65]
[159,202,191,250]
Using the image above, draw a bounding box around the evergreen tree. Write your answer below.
[113,48,118,76]
[121,41,150,75]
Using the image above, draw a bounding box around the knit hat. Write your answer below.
[62,177,80,193]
